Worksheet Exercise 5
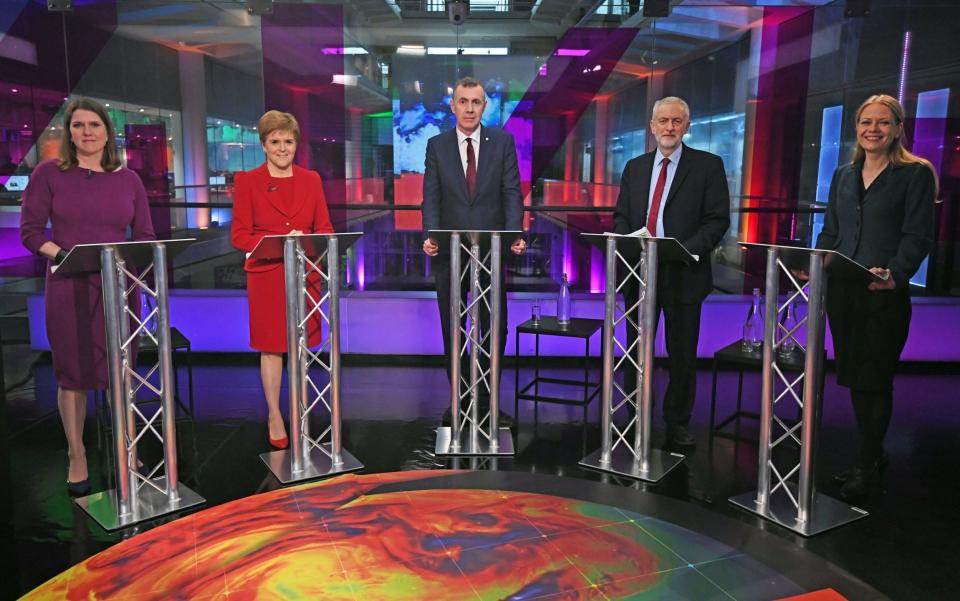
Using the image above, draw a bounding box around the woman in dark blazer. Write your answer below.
[816,94,936,498]
[231,111,333,449]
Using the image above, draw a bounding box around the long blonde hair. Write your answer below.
[851,94,938,194]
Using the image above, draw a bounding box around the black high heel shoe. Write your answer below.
[66,479,91,497]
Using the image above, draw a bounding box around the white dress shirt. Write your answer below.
[646,143,682,237]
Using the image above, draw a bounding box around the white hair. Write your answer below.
[651,96,690,122]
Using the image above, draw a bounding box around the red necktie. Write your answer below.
[466,137,477,198]
[646,157,670,236]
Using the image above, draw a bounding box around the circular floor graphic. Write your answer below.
[24,470,869,600]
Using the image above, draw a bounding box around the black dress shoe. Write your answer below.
[667,424,696,449]
[840,465,881,499]
[496,411,514,429]
[833,452,888,484]
[66,479,91,497]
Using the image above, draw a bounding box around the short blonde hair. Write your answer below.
[257,110,300,144]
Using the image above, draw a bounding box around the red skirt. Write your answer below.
[247,265,322,353]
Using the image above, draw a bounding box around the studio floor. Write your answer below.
[1,352,957,600]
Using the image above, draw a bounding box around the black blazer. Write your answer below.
[421,126,523,242]
[816,160,935,288]
[613,144,731,303]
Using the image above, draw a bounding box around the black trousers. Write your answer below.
[624,285,703,427]
[432,255,508,394]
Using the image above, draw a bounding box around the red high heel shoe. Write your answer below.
[269,434,289,450]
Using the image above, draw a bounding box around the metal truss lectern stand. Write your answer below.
[579,233,693,482]
[60,239,205,530]
[251,233,364,484]
[728,242,876,536]
[431,229,521,456]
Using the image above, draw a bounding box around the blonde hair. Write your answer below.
[58,98,121,172]
[257,110,300,144]
[852,94,938,193]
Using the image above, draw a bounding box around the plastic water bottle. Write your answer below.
[778,301,799,358]
[741,288,762,353]
[140,294,158,336]
[557,273,571,326]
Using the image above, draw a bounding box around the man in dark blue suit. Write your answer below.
[614,96,730,449]
[421,76,525,422]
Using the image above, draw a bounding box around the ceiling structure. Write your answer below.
[110,0,838,104]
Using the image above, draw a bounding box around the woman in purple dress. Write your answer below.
[20,98,155,495]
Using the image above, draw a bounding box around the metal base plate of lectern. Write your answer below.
[434,426,514,456]
[260,444,364,485]
[729,488,869,537]
[75,479,205,531]
[579,446,685,483]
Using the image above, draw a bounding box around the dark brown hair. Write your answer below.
[58,97,121,172]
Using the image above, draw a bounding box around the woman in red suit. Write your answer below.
[231,110,333,449]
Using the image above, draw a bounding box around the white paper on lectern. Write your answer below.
[599,228,699,262]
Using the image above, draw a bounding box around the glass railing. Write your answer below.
[1,180,838,296]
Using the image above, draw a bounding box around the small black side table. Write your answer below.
[709,339,809,443]
[137,326,195,418]
[96,327,195,451]
[514,316,603,430]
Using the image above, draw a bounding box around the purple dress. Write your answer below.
[20,160,156,390]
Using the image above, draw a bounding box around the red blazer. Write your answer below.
[231,163,334,273]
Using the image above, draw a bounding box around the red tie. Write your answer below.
[646,157,670,236]
[466,137,477,198]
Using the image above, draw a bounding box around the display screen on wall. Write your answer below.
[392,54,537,174]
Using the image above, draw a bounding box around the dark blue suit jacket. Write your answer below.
[421,126,523,240]
[614,144,730,304]
[816,160,934,288]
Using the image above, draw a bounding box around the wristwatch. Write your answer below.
[54,249,68,265]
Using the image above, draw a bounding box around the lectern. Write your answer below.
[250,233,364,484]
[728,242,882,535]
[430,229,522,456]
[58,239,205,530]
[579,233,695,482]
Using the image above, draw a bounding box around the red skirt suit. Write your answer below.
[231,163,334,353]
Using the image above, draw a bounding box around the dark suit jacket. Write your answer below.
[421,126,523,241]
[815,160,935,288]
[231,163,333,273]
[613,144,730,303]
